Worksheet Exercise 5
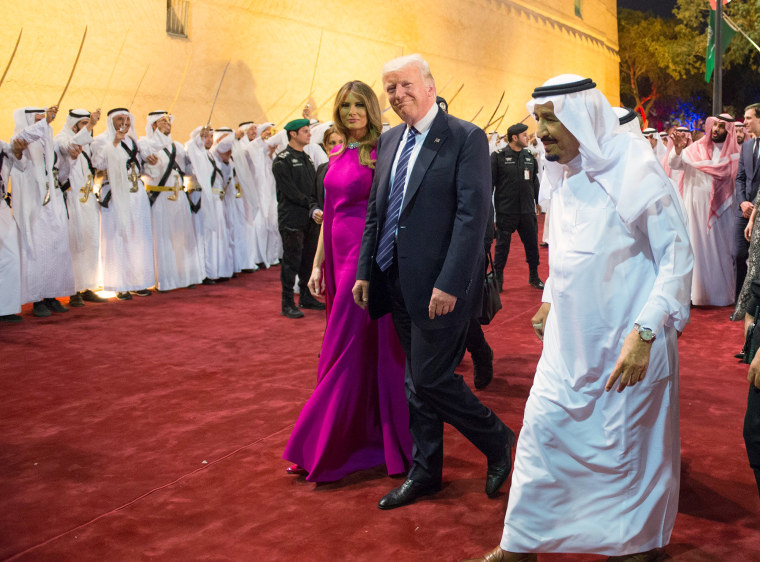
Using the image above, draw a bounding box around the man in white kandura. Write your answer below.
[55,108,109,307]
[91,108,154,301]
[668,114,740,306]
[11,105,75,317]
[469,75,693,562]
[0,137,24,323]
[139,110,203,291]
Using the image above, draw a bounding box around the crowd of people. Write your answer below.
[2,51,759,561]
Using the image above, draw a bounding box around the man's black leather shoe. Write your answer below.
[485,431,516,497]
[282,305,304,319]
[529,277,544,290]
[68,293,85,307]
[299,296,326,310]
[81,289,108,303]
[378,478,441,510]
[44,298,69,313]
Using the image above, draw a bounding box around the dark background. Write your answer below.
[617,0,677,17]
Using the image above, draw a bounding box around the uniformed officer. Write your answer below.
[491,122,543,291]
[272,118,325,318]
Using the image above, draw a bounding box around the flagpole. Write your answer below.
[712,2,723,115]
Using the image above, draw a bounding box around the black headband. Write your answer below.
[714,114,735,122]
[69,110,90,118]
[216,127,233,132]
[618,107,638,125]
[238,121,253,127]
[532,78,596,98]
[148,110,168,117]
[25,108,44,114]
[108,107,130,116]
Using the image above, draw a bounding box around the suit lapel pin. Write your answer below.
[434,138,440,143]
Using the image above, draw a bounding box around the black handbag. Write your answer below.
[743,304,760,364]
[479,250,502,325]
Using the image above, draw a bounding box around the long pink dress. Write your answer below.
[283,146,412,482]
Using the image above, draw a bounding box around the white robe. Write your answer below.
[0,141,21,315]
[140,136,203,291]
[185,138,233,280]
[91,136,154,292]
[246,138,282,263]
[501,160,692,555]
[668,145,736,306]
[217,158,254,272]
[232,139,266,267]
[11,119,75,303]
[56,127,101,292]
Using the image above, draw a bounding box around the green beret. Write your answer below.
[284,118,310,132]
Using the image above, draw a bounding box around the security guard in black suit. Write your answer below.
[491,123,543,291]
[272,118,325,318]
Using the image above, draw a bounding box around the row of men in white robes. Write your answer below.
[0,105,334,321]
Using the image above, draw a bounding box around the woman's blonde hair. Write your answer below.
[332,81,382,168]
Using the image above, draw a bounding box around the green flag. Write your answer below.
[705,9,737,83]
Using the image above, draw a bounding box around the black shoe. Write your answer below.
[539,242,549,248]
[69,293,85,307]
[529,277,544,290]
[473,343,494,390]
[377,478,441,510]
[282,304,304,319]
[132,289,152,297]
[485,431,516,497]
[202,278,216,285]
[0,314,23,323]
[44,298,69,313]
[299,296,326,310]
[81,289,108,303]
[241,268,257,273]
[735,351,745,360]
[116,291,132,301]
[33,301,52,317]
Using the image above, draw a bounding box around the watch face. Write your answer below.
[640,329,655,342]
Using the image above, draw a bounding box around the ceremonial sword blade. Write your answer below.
[448,83,464,105]
[483,90,505,130]
[207,60,231,127]
[99,29,130,109]
[57,26,88,107]
[0,28,23,90]
[168,48,193,115]
[469,106,483,123]
[128,64,151,112]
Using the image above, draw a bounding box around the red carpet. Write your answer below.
[1,218,759,561]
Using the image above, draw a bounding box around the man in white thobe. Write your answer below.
[55,108,109,306]
[139,110,203,291]
[184,126,233,283]
[471,75,693,561]
[90,108,154,300]
[10,106,75,317]
[232,124,268,267]
[668,115,740,306]
[0,138,24,322]
[246,122,282,264]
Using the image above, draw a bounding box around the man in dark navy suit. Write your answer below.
[353,54,514,510]
[735,103,760,298]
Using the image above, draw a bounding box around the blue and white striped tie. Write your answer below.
[376,127,419,271]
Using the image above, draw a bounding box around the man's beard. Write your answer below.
[545,154,560,162]
[711,130,728,143]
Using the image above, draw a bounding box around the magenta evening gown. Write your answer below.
[282,146,412,482]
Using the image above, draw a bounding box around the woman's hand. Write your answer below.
[308,266,325,297]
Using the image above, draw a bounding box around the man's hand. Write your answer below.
[308,267,325,297]
[605,329,652,392]
[428,288,456,319]
[671,131,688,155]
[89,108,101,129]
[68,144,83,160]
[146,154,159,166]
[235,129,244,140]
[352,280,369,309]
[12,138,28,159]
[302,103,312,120]
[530,302,551,341]
[46,105,59,123]
[312,209,323,224]
[748,351,760,390]
[741,201,754,219]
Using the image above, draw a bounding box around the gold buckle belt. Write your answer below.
[146,185,175,192]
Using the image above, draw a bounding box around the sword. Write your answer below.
[488,104,510,133]
[207,60,231,127]
[437,77,453,97]
[128,64,151,112]
[98,30,130,108]
[57,26,88,107]
[482,90,505,131]
[276,93,313,128]
[469,106,484,123]
[168,48,193,115]
[448,83,464,105]
[0,28,22,90]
